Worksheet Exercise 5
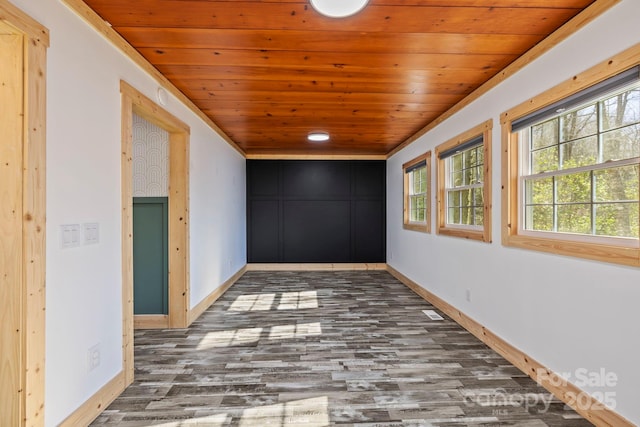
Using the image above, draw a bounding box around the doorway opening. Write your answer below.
[120,81,190,384]
[131,111,170,324]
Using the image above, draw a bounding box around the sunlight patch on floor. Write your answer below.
[229,293,276,311]
[197,321,323,349]
[277,291,318,310]
[196,327,263,349]
[268,322,322,340]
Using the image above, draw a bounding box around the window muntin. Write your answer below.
[445,144,484,228]
[403,152,431,232]
[520,84,640,241]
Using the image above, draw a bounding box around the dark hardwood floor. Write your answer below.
[91,270,590,426]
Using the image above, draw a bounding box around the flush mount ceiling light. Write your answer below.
[310,0,370,18]
[307,131,330,142]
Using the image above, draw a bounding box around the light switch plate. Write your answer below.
[60,224,81,249]
[83,223,99,245]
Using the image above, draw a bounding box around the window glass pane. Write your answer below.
[474,207,484,226]
[443,139,485,230]
[418,167,426,192]
[463,149,473,169]
[531,119,558,150]
[409,194,426,223]
[451,153,463,173]
[595,203,639,238]
[473,187,484,206]
[595,165,639,202]
[417,169,422,192]
[602,88,640,131]
[602,124,640,162]
[531,146,558,174]
[417,209,425,222]
[407,162,428,225]
[460,189,471,208]
[560,104,597,142]
[556,171,591,204]
[525,177,553,205]
[448,207,459,224]
[525,205,553,231]
[446,144,483,186]
[467,147,476,167]
[557,204,592,234]
[560,136,598,169]
[411,208,421,223]
[448,190,460,208]
[475,166,484,183]
[460,207,473,225]
[451,170,463,187]
[463,165,475,186]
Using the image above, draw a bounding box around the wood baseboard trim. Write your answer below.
[59,370,126,427]
[188,266,247,325]
[246,263,387,271]
[133,314,169,330]
[386,265,633,427]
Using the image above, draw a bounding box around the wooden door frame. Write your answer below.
[0,2,48,426]
[120,81,190,384]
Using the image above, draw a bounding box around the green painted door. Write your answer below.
[133,197,169,315]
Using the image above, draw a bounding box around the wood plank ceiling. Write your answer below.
[82,0,595,156]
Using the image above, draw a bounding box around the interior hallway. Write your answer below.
[91,271,589,426]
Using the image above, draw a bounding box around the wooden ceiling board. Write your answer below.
[81,0,597,155]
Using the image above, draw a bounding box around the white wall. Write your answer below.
[388,0,640,423]
[8,0,246,425]
[189,122,246,308]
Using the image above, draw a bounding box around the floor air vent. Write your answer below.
[422,309,444,320]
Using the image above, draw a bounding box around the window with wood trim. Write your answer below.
[403,152,431,232]
[436,120,492,242]
[502,56,640,267]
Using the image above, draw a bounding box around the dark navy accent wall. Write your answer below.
[247,160,386,263]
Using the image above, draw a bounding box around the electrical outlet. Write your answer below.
[466,289,472,302]
[88,343,101,371]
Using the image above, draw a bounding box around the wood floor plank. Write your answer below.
[91,271,590,426]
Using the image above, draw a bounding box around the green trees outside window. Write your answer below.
[408,165,427,223]
[523,86,640,239]
[446,144,485,227]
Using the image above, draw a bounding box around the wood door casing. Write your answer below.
[0,27,25,426]
[0,4,48,425]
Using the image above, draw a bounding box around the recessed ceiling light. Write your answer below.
[310,0,370,18]
[307,131,330,142]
